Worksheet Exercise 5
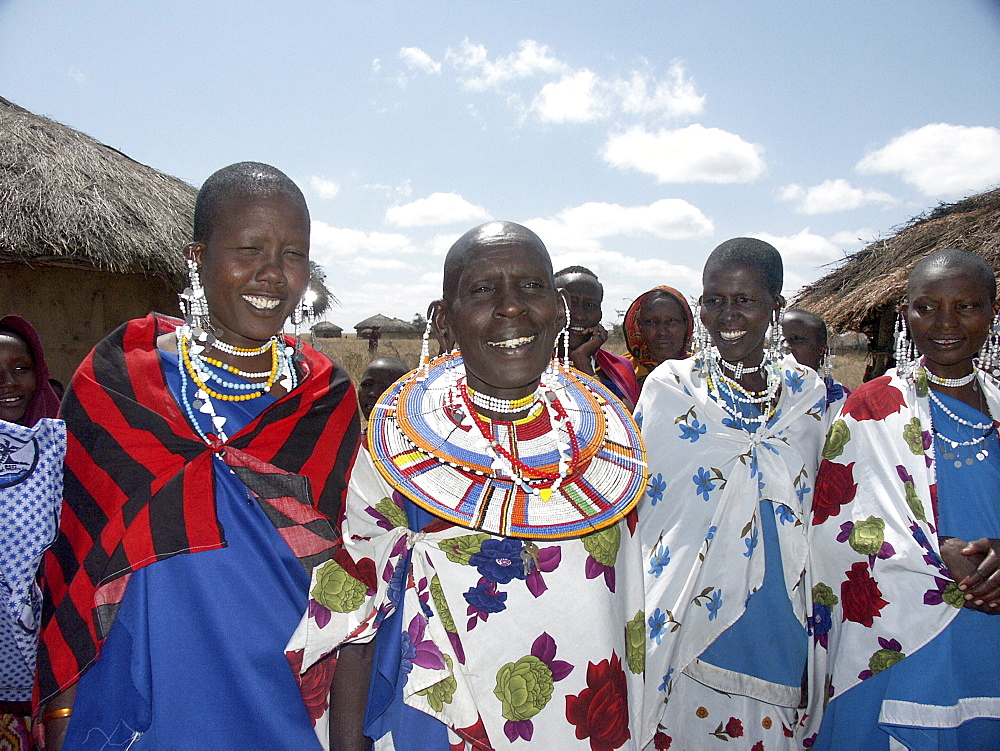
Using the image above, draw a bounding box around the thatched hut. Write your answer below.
[0,96,193,383]
[354,314,419,340]
[312,321,343,339]
[793,186,1000,381]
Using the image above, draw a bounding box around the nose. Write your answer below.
[256,249,288,284]
[495,283,527,318]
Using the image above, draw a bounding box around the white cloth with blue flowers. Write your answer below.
[635,355,827,746]
[0,417,65,702]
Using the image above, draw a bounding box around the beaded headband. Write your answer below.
[368,352,647,539]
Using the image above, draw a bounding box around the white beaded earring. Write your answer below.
[766,307,785,366]
[894,311,918,380]
[417,318,434,380]
[978,312,1000,379]
[179,257,214,346]
[692,304,712,377]
[550,292,572,374]
[289,297,312,360]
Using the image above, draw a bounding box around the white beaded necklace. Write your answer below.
[717,357,763,379]
[706,348,779,429]
[927,383,996,466]
[923,360,978,388]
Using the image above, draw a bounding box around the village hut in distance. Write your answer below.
[354,313,420,340]
[0,96,192,384]
[793,186,1000,381]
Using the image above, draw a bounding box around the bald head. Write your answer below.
[443,222,551,302]
[909,248,996,301]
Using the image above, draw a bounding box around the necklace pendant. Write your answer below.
[212,415,227,430]
[955,459,963,468]
[199,400,214,415]
[538,487,553,502]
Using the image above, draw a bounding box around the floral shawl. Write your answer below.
[288,449,646,750]
[804,371,999,735]
[635,355,828,746]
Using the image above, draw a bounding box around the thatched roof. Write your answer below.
[354,313,417,334]
[0,96,196,283]
[312,321,343,336]
[794,186,1000,332]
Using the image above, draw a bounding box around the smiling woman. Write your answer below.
[36,163,361,751]
[636,237,830,749]
[293,221,649,750]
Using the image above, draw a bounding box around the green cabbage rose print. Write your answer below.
[416,654,457,712]
[823,419,851,461]
[494,632,573,743]
[625,610,645,674]
[849,516,886,556]
[311,559,367,613]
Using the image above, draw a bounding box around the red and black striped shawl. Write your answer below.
[36,314,361,702]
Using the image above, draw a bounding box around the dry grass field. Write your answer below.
[315,333,870,393]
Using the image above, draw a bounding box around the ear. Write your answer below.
[898,301,908,317]
[432,299,450,345]
[774,295,786,315]
[992,298,999,316]
[184,241,204,266]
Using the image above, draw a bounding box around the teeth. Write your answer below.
[0,396,22,403]
[243,295,280,310]
[719,331,745,341]
[488,335,536,349]
[933,339,960,344]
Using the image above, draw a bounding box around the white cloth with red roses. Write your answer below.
[287,448,647,750]
[635,355,828,749]
[804,369,1000,743]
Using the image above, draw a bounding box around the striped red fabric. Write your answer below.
[36,314,360,703]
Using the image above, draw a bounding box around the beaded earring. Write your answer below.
[417,317,434,380]
[766,307,785,366]
[692,304,712,377]
[820,346,833,381]
[179,258,214,347]
[550,292,572,374]
[289,296,311,360]
[894,311,918,380]
[978,312,1000,379]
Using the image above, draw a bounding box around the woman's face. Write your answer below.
[903,266,997,377]
[700,263,781,364]
[638,294,688,362]
[440,239,562,399]
[191,192,311,348]
[0,333,37,425]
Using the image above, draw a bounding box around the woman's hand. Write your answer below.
[956,538,1000,613]
[569,325,607,374]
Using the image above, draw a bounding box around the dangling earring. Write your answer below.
[289,296,311,361]
[820,346,833,381]
[551,292,572,374]
[978,311,1000,379]
[766,308,785,366]
[417,318,434,380]
[692,304,712,377]
[179,257,214,345]
[894,311,918,380]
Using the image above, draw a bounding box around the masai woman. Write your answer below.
[623,286,693,391]
[807,248,1000,749]
[637,238,829,749]
[291,221,648,750]
[0,316,63,750]
[36,163,360,750]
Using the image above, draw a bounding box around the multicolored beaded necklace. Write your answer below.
[368,350,647,539]
[176,323,297,443]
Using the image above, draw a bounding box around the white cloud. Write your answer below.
[68,66,86,83]
[856,123,1000,197]
[615,64,705,119]
[399,46,441,75]
[779,179,896,214]
[372,58,382,74]
[310,222,418,261]
[385,192,491,227]
[531,70,603,124]
[603,124,765,183]
[753,229,845,267]
[446,39,567,92]
[547,198,714,241]
[307,176,340,200]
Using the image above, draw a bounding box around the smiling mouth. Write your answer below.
[488,335,536,349]
[718,330,746,342]
[930,338,962,345]
[243,295,281,311]
[0,395,25,405]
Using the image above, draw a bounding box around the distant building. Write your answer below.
[312,321,344,339]
[354,314,420,340]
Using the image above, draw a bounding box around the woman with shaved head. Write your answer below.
[807,248,1000,748]
[294,221,648,750]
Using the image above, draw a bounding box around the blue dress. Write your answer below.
[814,391,1000,750]
[63,352,321,750]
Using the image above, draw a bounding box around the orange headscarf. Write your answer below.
[622,286,694,380]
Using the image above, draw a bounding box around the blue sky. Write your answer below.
[3,0,999,331]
